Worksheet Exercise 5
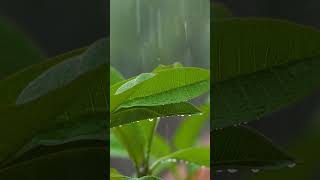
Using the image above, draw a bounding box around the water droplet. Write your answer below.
[148,118,154,122]
[227,169,238,173]
[251,169,260,173]
[288,163,296,168]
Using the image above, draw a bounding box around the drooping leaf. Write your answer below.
[212,18,320,128]
[16,38,107,104]
[111,67,209,112]
[0,17,44,79]
[110,102,201,128]
[212,126,295,172]
[150,147,210,172]
[173,104,209,150]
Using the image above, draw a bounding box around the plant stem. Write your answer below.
[143,118,160,176]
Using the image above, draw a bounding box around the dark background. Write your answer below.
[213,0,320,179]
[0,0,108,56]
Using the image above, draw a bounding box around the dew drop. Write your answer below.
[148,118,154,122]
[227,169,238,173]
[288,163,296,168]
[251,169,260,173]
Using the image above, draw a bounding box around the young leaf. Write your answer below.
[150,147,210,172]
[110,102,201,128]
[111,67,209,112]
[212,18,320,128]
[173,104,209,150]
[212,126,295,172]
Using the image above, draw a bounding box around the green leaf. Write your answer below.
[111,67,209,112]
[16,38,107,104]
[150,134,171,159]
[0,48,85,106]
[173,104,209,150]
[110,132,128,158]
[212,18,320,128]
[212,126,295,172]
[0,54,107,163]
[0,17,44,79]
[150,147,210,172]
[152,62,183,72]
[110,102,201,128]
[112,124,147,171]
[115,73,156,95]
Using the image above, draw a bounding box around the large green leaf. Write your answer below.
[173,104,209,150]
[212,18,320,128]
[111,102,201,127]
[212,126,295,173]
[111,67,209,112]
[150,147,210,173]
[0,17,44,79]
[0,64,107,163]
[0,48,85,106]
[16,38,107,104]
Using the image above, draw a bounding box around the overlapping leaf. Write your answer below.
[212,18,320,128]
[213,126,295,172]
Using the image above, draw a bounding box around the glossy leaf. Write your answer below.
[212,126,295,172]
[111,67,209,112]
[212,18,320,128]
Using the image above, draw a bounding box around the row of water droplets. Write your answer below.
[215,163,296,174]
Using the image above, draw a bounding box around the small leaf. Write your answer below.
[150,147,210,172]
